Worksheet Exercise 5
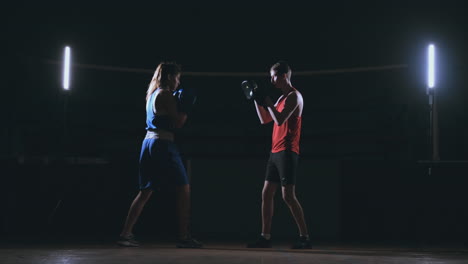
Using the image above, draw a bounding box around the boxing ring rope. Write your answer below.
[44,59,408,76]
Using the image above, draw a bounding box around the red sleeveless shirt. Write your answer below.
[271,95,302,154]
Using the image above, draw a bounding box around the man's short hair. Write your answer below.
[270,61,292,79]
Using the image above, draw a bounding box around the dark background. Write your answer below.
[2,1,468,244]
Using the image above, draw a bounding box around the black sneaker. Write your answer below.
[291,236,311,249]
[176,237,203,248]
[117,234,140,247]
[246,236,272,248]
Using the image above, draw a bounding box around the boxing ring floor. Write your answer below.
[2,237,467,264]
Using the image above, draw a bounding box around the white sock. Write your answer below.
[261,233,271,240]
[300,234,309,239]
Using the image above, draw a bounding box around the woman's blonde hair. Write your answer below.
[146,62,181,101]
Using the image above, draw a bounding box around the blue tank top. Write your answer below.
[145,91,174,131]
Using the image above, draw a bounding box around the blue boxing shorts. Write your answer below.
[138,138,189,190]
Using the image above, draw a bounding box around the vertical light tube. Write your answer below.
[427,44,435,89]
[63,46,71,90]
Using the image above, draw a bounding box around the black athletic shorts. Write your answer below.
[265,150,299,186]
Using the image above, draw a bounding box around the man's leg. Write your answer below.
[247,180,278,248]
[262,181,278,235]
[282,184,312,249]
[281,184,308,236]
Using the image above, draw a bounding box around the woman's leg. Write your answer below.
[176,184,191,240]
[120,189,153,237]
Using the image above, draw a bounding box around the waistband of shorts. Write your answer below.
[270,149,299,155]
[145,129,174,142]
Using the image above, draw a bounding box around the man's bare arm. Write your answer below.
[265,92,299,126]
[254,100,273,124]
